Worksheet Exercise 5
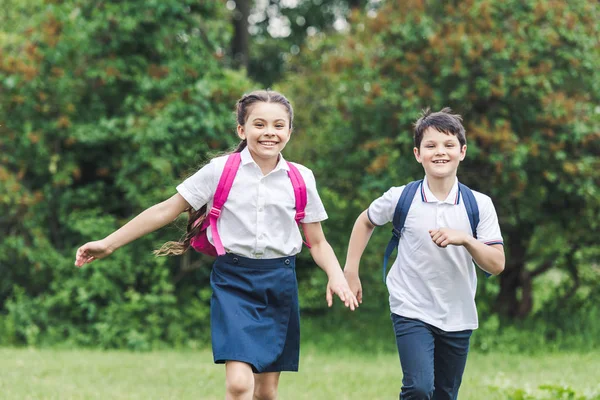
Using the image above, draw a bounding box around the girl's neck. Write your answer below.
[250,152,279,175]
[426,175,456,201]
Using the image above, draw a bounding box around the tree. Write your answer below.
[0,0,254,347]
[246,0,373,86]
[280,0,600,319]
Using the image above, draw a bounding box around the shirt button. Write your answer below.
[258,207,263,212]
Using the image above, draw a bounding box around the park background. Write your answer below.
[0,0,599,398]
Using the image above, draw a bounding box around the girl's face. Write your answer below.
[237,102,291,167]
[414,127,466,180]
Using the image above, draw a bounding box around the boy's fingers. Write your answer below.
[326,288,333,307]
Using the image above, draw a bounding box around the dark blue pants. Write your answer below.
[391,314,472,400]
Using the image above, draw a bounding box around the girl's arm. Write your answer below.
[74,193,191,267]
[303,222,359,310]
[342,210,376,303]
[429,228,505,275]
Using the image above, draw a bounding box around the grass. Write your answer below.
[1,347,599,399]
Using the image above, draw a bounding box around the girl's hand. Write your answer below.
[343,269,363,304]
[326,272,359,311]
[74,240,113,267]
[429,228,468,248]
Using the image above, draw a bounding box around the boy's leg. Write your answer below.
[432,328,472,400]
[253,372,281,400]
[225,361,254,400]
[391,313,435,400]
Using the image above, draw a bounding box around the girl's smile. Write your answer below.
[237,102,291,174]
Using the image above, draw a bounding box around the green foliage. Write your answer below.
[281,0,600,319]
[0,0,253,348]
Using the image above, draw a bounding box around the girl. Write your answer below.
[74,90,358,400]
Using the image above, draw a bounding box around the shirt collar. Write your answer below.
[240,146,290,172]
[421,176,461,205]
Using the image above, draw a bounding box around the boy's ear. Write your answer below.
[460,144,467,161]
[413,147,422,163]
[236,125,245,140]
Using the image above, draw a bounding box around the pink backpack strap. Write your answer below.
[286,161,311,248]
[209,152,242,255]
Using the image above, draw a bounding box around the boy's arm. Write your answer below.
[462,240,505,276]
[303,221,359,310]
[74,193,191,266]
[343,210,376,303]
[429,229,505,275]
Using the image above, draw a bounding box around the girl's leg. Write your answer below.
[225,361,254,400]
[391,314,435,400]
[253,372,281,400]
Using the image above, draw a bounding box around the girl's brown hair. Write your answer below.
[154,90,293,256]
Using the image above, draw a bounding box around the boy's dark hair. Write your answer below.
[413,107,466,149]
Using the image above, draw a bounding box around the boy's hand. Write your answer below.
[343,269,363,304]
[74,240,113,267]
[429,228,468,248]
[326,272,359,311]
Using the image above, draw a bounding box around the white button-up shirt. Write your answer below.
[368,176,503,331]
[177,147,328,259]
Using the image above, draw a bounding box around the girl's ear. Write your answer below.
[237,125,245,140]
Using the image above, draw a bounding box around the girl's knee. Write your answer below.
[253,373,279,400]
[253,385,278,400]
[226,362,254,397]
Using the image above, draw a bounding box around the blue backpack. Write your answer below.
[382,179,489,283]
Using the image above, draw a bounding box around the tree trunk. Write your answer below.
[494,237,533,319]
[232,0,250,70]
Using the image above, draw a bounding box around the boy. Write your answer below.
[343,108,505,400]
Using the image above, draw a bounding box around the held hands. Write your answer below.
[326,271,359,311]
[74,240,113,267]
[429,228,468,248]
[343,269,363,305]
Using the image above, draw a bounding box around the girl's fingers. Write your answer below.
[326,287,333,307]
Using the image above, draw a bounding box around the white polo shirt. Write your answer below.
[176,147,328,259]
[367,176,503,331]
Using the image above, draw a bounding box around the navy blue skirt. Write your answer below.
[210,253,300,373]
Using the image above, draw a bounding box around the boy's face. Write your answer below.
[414,127,466,180]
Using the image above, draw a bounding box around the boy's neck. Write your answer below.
[426,175,456,202]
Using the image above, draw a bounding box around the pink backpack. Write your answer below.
[190,152,311,256]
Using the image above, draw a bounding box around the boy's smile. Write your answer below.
[414,127,466,180]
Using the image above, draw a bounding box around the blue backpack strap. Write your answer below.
[382,180,422,283]
[459,183,491,278]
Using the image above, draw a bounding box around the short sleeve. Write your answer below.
[299,168,328,223]
[176,161,218,211]
[367,186,404,226]
[473,193,504,246]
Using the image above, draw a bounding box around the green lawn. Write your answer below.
[0,347,598,399]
